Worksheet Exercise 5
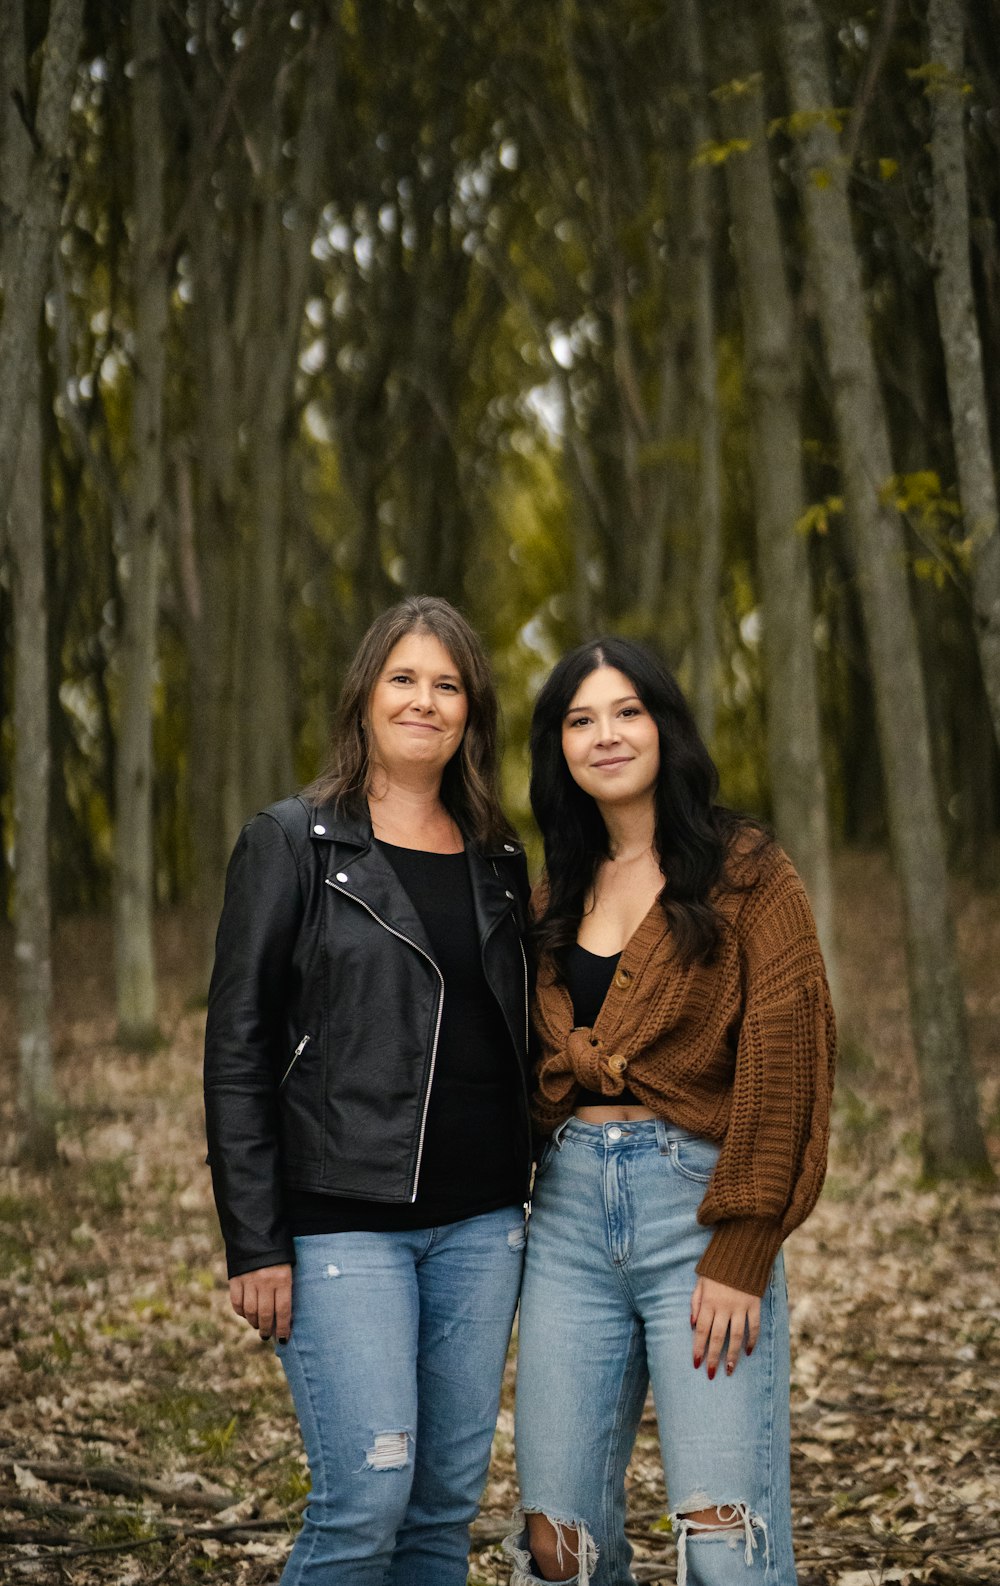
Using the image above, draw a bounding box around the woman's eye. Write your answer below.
[620,706,641,718]
[437,681,459,692]
[390,674,412,684]
[567,715,590,728]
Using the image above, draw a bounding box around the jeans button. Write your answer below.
[607,1125,622,1142]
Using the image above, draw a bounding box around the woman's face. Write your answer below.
[560,665,660,809]
[367,631,469,782]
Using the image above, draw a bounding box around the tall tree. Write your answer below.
[0,0,85,529]
[682,0,724,746]
[3,3,57,1159]
[114,0,168,1043]
[775,0,991,1178]
[926,0,1000,749]
[236,7,334,815]
[713,8,837,992]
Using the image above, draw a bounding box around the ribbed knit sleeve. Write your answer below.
[693,849,836,1296]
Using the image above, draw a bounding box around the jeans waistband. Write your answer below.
[551,1116,715,1154]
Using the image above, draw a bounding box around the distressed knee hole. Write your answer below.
[679,1505,744,1530]
[671,1501,768,1586]
[503,1507,597,1585]
[364,1430,409,1471]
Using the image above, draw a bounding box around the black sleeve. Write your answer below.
[203,814,304,1278]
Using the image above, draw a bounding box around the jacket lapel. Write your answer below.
[464,845,517,952]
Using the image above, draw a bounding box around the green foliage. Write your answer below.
[795,497,844,538]
[690,137,751,168]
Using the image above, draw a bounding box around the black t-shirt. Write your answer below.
[564,943,642,1108]
[285,842,523,1235]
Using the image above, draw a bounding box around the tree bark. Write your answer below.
[10,361,57,1161]
[0,0,85,530]
[184,86,240,983]
[776,0,991,1179]
[681,0,724,747]
[114,0,168,1044]
[3,2,58,1160]
[238,16,333,813]
[715,12,838,996]
[927,0,1000,749]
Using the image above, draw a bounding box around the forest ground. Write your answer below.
[0,851,997,1586]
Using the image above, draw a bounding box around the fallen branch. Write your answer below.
[0,1461,232,1512]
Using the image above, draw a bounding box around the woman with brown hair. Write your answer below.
[205,596,532,1586]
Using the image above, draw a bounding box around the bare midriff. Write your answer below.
[574,1104,657,1123]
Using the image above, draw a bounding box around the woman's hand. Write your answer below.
[690,1276,760,1379]
[229,1264,293,1343]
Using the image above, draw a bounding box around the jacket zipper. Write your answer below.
[279,1033,310,1087]
[482,878,533,1203]
[324,877,444,1201]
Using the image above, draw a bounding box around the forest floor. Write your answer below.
[0,851,998,1586]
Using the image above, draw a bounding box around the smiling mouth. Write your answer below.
[592,757,632,767]
[397,721,440,731]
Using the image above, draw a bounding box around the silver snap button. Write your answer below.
[313,824,326,835]
[335,871,349,883]
[505,889,514,900]
[607,1125,622,1142]
[504,843,516,852]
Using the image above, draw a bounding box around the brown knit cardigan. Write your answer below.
[531,836,836,1297]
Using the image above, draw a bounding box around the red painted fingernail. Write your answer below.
[726,1360,735,1375]
[693,1354,702,1369]
[707,1364,716,1381]
[746,1345,754,1357]
[690,1316,696,1329]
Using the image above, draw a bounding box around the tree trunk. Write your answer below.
[10,362,57,1162]
[3,2,58,1160]
[776,0,991,1179]
[238,20,332,813]
[114,0,167,1045]
[681,0,723,746]
[0,0,85,529]
[927,0,1000,748]
[715,10,838,997]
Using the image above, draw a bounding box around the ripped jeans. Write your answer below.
[275,1208,525,1584]
[507,1120,795,1585]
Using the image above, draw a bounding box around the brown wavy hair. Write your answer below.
[306,596,517,850]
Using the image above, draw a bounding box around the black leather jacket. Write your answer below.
[204,795,533,1277]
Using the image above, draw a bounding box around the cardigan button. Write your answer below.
[613,967,631,989]
[608,1055,627,1075]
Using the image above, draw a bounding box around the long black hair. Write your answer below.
[529,636,767,966]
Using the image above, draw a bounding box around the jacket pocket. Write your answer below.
[280,1034,311,1088]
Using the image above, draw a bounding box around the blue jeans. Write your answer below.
[276,1207,525,1585]
[507,1120,795,1586]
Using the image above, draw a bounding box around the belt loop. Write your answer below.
[655,1117,671,1156]
[552,1117,571,1150]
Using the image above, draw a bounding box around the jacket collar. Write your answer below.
[305,797,520,956]
[303,796,523,861]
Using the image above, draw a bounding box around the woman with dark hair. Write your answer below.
[205,596,532,1586]
[505,637,835,1586]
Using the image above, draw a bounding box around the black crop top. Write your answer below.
[563,943,642,1108]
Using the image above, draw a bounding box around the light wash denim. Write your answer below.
[275,1206,525,1585]
[507,1119,795,1586]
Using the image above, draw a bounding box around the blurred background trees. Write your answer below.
[1,0,997,1176]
